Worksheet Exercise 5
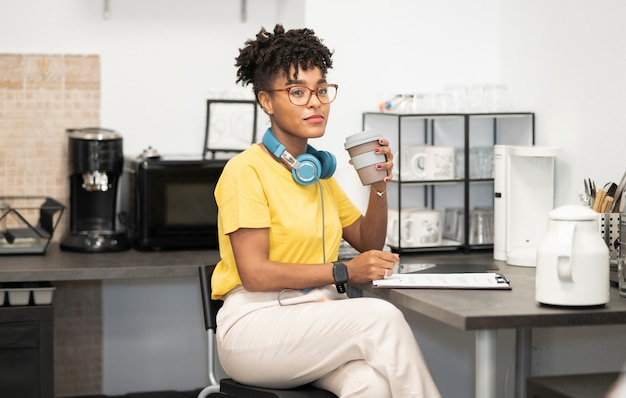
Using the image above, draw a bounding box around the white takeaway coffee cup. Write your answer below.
[344,131,387,186]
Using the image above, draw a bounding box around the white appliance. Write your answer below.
[536,205,609,306]
[493,145,560,266]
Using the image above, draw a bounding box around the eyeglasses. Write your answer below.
[268,84,338,106]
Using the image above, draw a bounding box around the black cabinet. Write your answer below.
[0,305,54,398]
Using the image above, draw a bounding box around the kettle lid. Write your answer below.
[549,204,597,221]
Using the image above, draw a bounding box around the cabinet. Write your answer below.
[362,111,535,253]
[0,305,54,398]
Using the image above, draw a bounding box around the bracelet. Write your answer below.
[373,180,387,197]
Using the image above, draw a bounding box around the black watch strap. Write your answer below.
[332,261,349,294]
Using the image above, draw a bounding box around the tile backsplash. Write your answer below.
[1,54,103,397]
[0,54,101,241]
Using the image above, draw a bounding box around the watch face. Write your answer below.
[333,262,349,284]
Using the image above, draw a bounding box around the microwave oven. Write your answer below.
[121,151,228,251]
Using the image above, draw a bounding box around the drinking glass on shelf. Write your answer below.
[469,148,480,179]
[411,94,426,113]
[469,208,494,245]
[455,147,465,178]
[478,146,494,178]
[482,84,511,112]
[423,93,439,113]
[445,85,469,112]
[395,94,413,114]
[443,207,464,241]
[469,85,485,112]
[436,92,454,113]
[469,146,494,179]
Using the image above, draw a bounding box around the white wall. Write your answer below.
[499,0,626,205]
[304,0,500,157]
[3,0,625,218]
[0,0,302,156]
[2,0,626,396]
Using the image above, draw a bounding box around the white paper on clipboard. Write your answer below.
[372,273,511,290]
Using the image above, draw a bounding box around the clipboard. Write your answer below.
[397,263,499,274]
[372,272,511,290]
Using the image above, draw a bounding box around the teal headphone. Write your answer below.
[262,128,336,186]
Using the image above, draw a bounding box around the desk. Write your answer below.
[2,248,625,397]
[355,252,626,398]
[0,244,220,282]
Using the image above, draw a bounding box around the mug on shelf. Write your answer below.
[413,146,455,180]
[387,208,413,247]
[387,208,442,248]
[393,144,427,180]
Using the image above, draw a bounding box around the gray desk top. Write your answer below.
[0,244,220,282]
[356,252,626,331]
[2,246,625,331]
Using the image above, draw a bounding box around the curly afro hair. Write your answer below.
[235,24,334,99]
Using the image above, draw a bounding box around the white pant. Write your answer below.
[216,285,441,398]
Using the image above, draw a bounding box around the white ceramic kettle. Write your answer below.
[535,204,609,306]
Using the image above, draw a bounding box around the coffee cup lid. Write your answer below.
[344,130,382,150]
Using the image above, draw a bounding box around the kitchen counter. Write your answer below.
[0,244,220,282]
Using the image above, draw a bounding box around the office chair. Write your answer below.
[198,264,338,398]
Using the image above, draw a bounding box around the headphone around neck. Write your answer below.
[262,128,336,186]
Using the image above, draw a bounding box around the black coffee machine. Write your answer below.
[61,128,129,252]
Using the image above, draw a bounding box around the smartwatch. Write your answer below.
[332,261,349,293]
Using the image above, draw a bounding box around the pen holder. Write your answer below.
[618,215,626,298]
[601,213,622,296]
[600,213,620,266]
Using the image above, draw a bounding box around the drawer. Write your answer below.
[0,321,39,349]
[0,347,41,398]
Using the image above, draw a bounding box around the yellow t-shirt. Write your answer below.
[211,143,362,300]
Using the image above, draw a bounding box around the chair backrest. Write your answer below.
[199,264,223,333]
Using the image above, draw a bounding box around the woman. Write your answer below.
[211,24,441,398]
